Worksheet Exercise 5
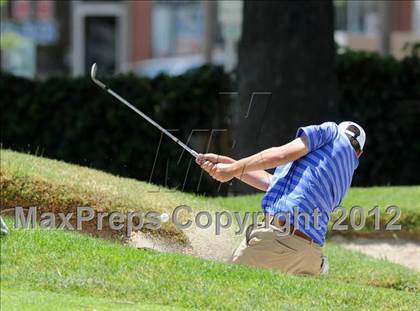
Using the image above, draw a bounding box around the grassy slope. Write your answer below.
[2,149,419,234]
[1,150,420,309]
[0,149,194,214]
[1,223,419,310]
[1,149,200,240]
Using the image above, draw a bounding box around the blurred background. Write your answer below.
[1,0,419,78]
[1,0,419,195]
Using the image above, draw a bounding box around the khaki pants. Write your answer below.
[231,225,325,276]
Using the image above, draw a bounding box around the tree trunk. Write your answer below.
[233,0,337,194]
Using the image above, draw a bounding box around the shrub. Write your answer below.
[1,48,419,194]
[336,47,420,186]
[0,66,232,195]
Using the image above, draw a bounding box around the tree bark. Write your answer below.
[233,0,337,194]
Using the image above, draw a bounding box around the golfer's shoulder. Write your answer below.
[319,121,338,131]
[318,121,339,139]
[296,122,339,152]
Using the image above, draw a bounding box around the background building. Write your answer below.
[1,0,419,78]
[335,0,420,57]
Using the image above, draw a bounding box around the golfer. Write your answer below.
[196,121,366,276]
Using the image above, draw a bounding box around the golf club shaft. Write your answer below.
[106,89,198,159]
[90,63,198,159]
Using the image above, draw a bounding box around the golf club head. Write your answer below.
[91,63,98,80]
[90,63,106,89]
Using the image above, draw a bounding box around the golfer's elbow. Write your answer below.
[260,180,270,192]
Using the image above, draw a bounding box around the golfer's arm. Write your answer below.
[232,137,309,175]
[209,154,272,191]
[235,170,272,191]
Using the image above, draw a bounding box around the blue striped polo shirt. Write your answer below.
[261,122,359,246]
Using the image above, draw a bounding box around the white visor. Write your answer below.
[338,121,366,150]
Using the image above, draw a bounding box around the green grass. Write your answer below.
[1,149,420,309]
[209,187,420,235]
[1,149,202,241]
[0,149,195,214]
[209,187,420,213]
[1,288,179,311]
[2,149,420,236]
[1,221,419,310]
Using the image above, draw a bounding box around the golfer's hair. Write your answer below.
[345,125,361,153]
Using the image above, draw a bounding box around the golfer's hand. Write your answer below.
[200,161,236,183]
[195,153,235,166]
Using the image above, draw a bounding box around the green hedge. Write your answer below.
[1,48,419,194]
[0,66,232,195]
[336,46,420,186]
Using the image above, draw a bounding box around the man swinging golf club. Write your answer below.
[196,121,366,276]
[90,65,365,275]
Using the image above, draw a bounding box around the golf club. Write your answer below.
[90,63,199,159]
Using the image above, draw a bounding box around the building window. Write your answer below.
[335,0,379,34]
[152,1,204,58]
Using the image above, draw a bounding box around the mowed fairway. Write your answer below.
[1,150,420,310]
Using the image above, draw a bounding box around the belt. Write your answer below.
[269,216,318,245]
